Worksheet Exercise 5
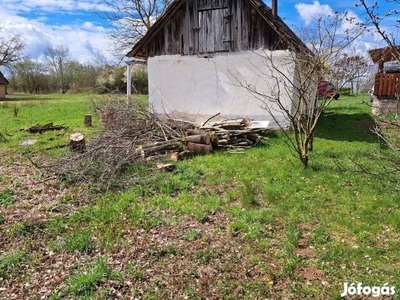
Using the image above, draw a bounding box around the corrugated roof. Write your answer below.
[126,0,307,59]
[0,71,9,85]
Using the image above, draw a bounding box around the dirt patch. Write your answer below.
[296,222,315,231]
[295,247,316,259]
[0,159,73,229]
[296,266,326,281]
[298,237,309,248]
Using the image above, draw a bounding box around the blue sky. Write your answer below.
[0,0,396,64]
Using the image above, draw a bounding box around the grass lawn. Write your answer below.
[0,93,399,299]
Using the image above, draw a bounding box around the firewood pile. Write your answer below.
[197,118,266,148]
[47,97,269,186]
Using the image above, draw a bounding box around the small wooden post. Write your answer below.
[84,114,92,127]
[70,133,86,152]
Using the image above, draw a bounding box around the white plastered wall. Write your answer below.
[147,49,297,128]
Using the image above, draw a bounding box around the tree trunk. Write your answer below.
[300,153,309,168]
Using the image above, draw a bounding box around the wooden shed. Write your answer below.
[126,0,307,128]
[369,46,400,115]
[0,71,9,100]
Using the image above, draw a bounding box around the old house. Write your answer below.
[0,71,9,100]
[126,0,307,128]
[369,46,400,115]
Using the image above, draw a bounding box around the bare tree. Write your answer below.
[241,12,365,168]
[356,0,400,62]
[0,27,25,68]
[354,0,400,175]
[43,44,70,93]
[331,53,370,93]
[13,59,46,94]
[95,0,170,53]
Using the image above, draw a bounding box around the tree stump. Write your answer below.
[70,133,86,152]
[84,114,92,127]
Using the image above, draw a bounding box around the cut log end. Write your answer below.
[185,133,211,145]
[70,133,86,153]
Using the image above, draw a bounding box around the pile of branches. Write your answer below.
[46,97,268,188]
[47,100,189,185]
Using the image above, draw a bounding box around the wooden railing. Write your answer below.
[374,73,400,97]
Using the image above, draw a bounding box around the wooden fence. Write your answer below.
[374,73,400,97]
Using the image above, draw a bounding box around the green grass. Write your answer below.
[0,188,18,207]
[0,92,399,298]
[0,251,28,280]
[63,258,122,298]
[0,93,101,155]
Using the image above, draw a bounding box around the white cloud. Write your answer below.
[2,0,108,13]
[295,1,334,25]
[0,0,114,64]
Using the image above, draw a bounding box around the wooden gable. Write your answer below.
[127,0,305,59]
[369,46,400,64]
[0,71,9,85]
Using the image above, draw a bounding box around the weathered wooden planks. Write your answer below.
[374,73,400,97]
[140,0,296,57]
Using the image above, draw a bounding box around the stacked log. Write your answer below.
[170,118,267,160]
[197,118,266,149]
[185,132,213,154]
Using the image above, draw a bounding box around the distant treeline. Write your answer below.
[7,59,148,95]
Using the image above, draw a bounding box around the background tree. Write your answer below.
[0,27,25,68]
[95,0,170,53]
[96,65,127,93]
[242,12,365,168]
[12,59,46,94]
[330,53,370,93]
[356,0,400,62]
[70,63,103,93]
[43,44,71,93]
